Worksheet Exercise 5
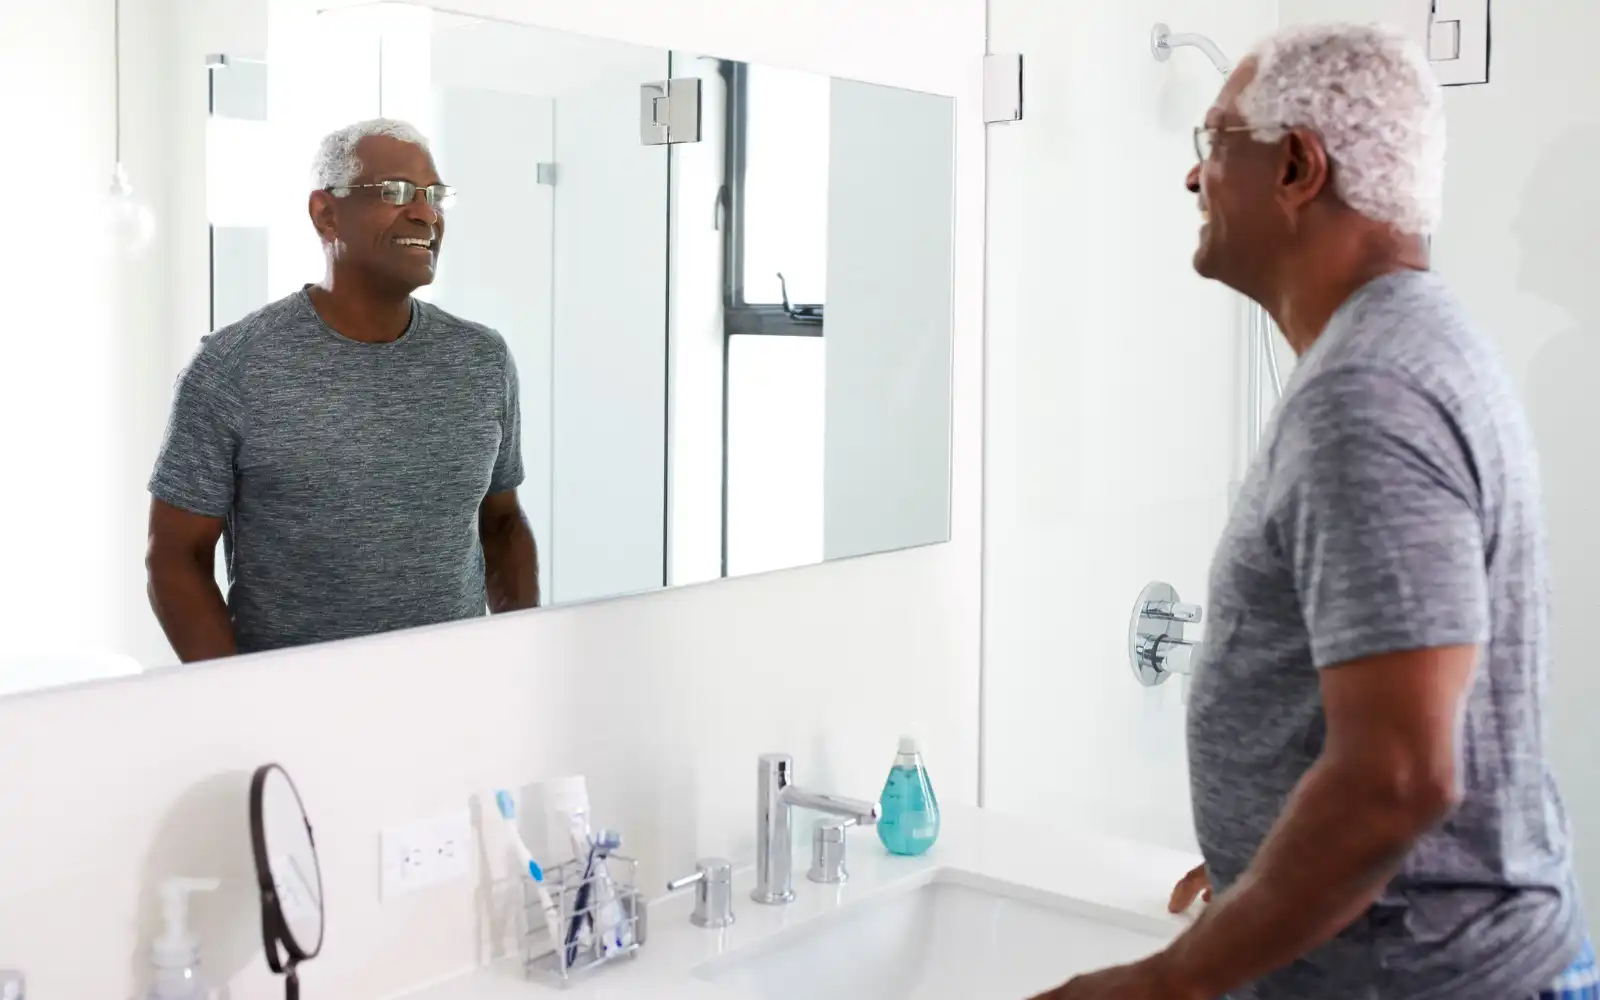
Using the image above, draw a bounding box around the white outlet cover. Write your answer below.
[428,812,472,880]
[381,810,473,899]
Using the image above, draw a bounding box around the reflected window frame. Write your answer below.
[716,61,826,337]
[715,60,828,577]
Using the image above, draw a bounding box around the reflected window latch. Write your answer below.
[777,273,824,325]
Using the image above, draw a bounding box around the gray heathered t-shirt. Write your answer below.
[149,288,523,653]
[1188,270,1584,1000]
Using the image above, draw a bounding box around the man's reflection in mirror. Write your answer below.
[146,118,539,662]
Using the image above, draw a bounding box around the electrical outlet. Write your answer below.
[381,810,473,899]
[430,813,471,879]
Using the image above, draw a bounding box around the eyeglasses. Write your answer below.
[329,180,457,211]
[1193,125,1259,162]
[1193,122,1302,163]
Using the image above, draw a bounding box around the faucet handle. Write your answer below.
[808,818,855,885]
[667,857,736,929]
[1142,599,1202,623]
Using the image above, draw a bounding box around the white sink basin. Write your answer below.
[692,870,1173,1000]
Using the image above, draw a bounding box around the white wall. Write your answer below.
[0,2,985,1000]
[823,80,957,560]
[983,0,1277,850]
[1280,0,1600,915]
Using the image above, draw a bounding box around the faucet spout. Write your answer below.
[753,753,880,905]
[781,786,881,826]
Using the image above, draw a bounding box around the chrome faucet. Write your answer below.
[753,753,880,904]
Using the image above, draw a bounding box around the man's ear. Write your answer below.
[1278,127,1332,211]
[308,191,338,242]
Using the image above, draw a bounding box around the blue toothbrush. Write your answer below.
[494,791,562,947]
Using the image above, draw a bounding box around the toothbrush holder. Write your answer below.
[521,853,648,987]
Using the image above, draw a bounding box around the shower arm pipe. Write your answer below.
[1151,23,1234,76]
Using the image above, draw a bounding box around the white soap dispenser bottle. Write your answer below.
[148,877,220,1000]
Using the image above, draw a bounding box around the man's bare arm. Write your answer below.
[1150,645,1478,999]
[146,499,237,663]
[480,489,539,612]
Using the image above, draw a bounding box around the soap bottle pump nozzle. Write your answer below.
[151,877,219,999]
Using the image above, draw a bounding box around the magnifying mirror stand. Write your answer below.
[250,763,325,1000]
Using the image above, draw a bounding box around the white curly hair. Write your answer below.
[1236,22,1446,235]
[310,118,432,190]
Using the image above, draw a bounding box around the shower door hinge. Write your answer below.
[536,162,557,186]
[640,78,702,145]
[983,53,1024,124]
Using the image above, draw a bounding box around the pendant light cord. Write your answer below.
[113,0,122,162]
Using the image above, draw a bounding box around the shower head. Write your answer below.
[1151,23,1233,76]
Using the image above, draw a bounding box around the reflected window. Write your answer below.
[720,62,829,334]
[724,335,825,576]
[718,61,831,576]
[739,66,829,307]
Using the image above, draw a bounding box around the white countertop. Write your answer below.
[396,805,1201,1000]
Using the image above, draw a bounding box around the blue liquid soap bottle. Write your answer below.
[877,736,940,856]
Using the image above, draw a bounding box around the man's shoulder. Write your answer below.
[1278,362,1438,444]
[1324,271,1495,388]
[1291,273,1505,426]
[416,301,510,359]
[193,291,316,373]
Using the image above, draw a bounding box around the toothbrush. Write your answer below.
[589,829,632,956]
[495,791,563,948]
[564,828,623,967]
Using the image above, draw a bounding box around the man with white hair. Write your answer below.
[1032,23,1589,1000]
[146,118,538,660]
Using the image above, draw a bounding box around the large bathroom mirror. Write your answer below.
[0,1,956,696]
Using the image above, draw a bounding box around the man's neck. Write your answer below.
[1264,227,1429,356]
[307,274,413,344]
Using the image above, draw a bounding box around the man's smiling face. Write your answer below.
[312,134,446,293]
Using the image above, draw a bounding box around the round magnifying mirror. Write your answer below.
[250,764,324,1000]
